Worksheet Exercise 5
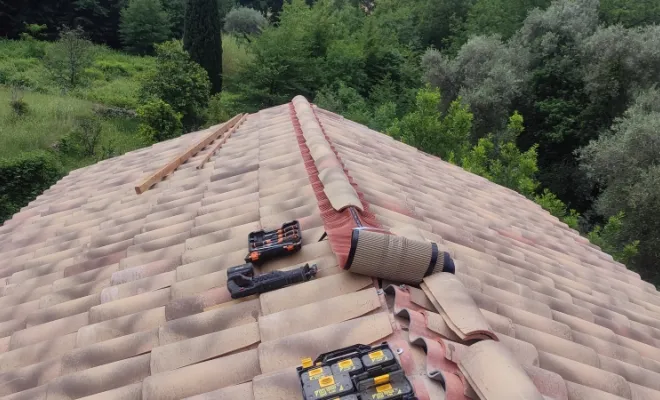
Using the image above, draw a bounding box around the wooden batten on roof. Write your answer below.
[134,113,245,194]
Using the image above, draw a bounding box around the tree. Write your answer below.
[315,82,372,125]
[238,0,283,19]
[580,25,660,130]
[44,26,94,88]
[600,0,660,27]
[422,35,530,139]
[513,0,599,212]
[120,0,171,54]
[580,87,660,281]
[388,87,472,162]
[463,0,550,40]
[140,40,211,129]
[461,111,539,196]
[224,6,267,38]
[233,0,319,109]
[166,0,235,39]
[184,0,224,93]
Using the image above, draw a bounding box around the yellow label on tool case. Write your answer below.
[309,367,324,377]
[376,383,393,393]
[301,358,313,368]
[368,350,385,361]
[372,383,404,399]
[374,374,390,385]
[319,376,335,388]
[338,359,354,370]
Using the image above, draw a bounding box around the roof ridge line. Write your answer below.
[289,96,382,269]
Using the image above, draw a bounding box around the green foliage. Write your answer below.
[19,24,48,41]
[388,87,472,162]
[587,212,640,265]
[233,0,319,109]
[139,40,211,129]
[600,0,660,27]
[315,82,371,125]
[464,0,550,40]
[207,91,244,124]
[233,0,419,113]
[9,87,29,117]
[137,99,183,143]
[64,116,104,156]
[238,0,283,17]
[222,35,254,87]
[0,151,64,222]
[43,27,95,88]
[120,0,172,54]
[422,35,529,138]
[370,102,398,133]
[184,0,224,94]
[224,7,268,37]
[580,87,660,280]
[19,24,48,58]
[462,112,539,196]
[534,189,580,229]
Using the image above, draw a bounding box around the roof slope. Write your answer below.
[0,96,659,400]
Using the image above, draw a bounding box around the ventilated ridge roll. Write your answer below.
[344,229,445,284]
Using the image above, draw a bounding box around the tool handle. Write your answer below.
[228,264,317,299]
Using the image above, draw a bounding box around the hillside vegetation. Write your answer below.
[2,0,660,283]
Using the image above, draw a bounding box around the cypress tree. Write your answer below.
[184,0,223,94]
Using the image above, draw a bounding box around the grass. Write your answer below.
[0,87,144,161]
[0,35,251,162]
[0,39,155,109]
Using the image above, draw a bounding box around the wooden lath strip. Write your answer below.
[134,113,245,194]
[195,113,249,170]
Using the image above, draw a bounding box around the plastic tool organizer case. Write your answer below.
[245,220,302,265]
[297,343,416,400]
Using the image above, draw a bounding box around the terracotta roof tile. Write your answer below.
[141,349,260,400]
[1,97,660,399]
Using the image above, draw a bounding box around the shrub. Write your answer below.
[58,116,103,156]
[0,151,64,223]
[19,24,48,58]
[207,92,243,124]
[534,189,580,230]
[139,40,210,130]
[43,27,94,88]
[224,7,268,37]
[92,60,130,78]
[137,99,183,143]
[9,86,29,117]
[388,87,473,162]
[587,212,640,265]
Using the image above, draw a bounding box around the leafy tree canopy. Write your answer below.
[139,40,211,129]
[120,0,171,54]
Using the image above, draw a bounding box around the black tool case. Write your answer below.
[297,343,416,400]
[245,220,302,265]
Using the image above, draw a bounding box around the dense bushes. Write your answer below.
[139,40,210,130]
[0,151,64,222]
[120,0,172,54]
[137,100,183,143]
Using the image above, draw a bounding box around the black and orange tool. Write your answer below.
[245,220,302,265]
[227,263,317,299]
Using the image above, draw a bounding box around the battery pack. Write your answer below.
[297,343,416,400]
